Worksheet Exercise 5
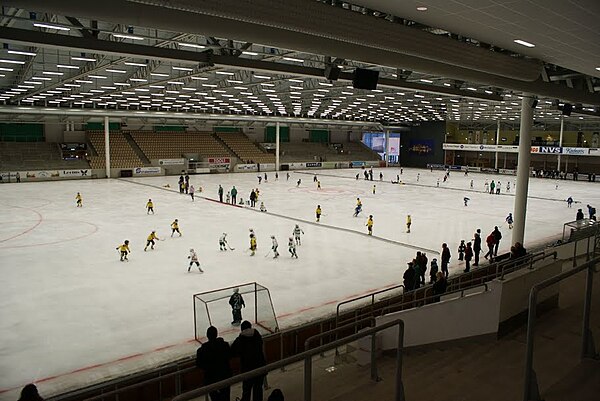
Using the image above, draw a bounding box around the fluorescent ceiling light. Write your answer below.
[289,79,304,83]
[106,69,126,73]
[113,33,145,40]
[215,71,235,75]
[88,75,107,79]
[33,22,70,31]
[57,64,79,69]
[178,43,206,49]
[242,51,258,56]
[190,76,208,80]
[7,50,37,56]
[420,79,433,83]
[254,74,271,79]
[0,59,25,64]
[282,57,304,63]
[514,39,535,48]
[596,67,600,71]
[42,71,64,76]
[124,62,147,67]
[172,66,194,71]
[466,87,477,91]
[150,72,169,77]
[130,78,148,82]
[71,56,96,62]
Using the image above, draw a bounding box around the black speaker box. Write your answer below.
[562,103,572,116]
[324,65,341,81]
[352,68,379,90]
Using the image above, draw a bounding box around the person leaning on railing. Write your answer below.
[510,242,527,259]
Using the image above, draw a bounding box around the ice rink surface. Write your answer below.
[1,167,598,395]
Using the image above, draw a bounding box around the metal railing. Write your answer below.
[523,256,599,401]
[335,284,404,331]
[172,319,406,401]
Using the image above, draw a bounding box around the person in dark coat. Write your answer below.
[464,242,473,273]
[484,232,495,261]
[18,384,44,401]
[218,185,224,202]
[441,243,451,278]
[432,272,448,303]
[196,326,232,401]
[231,321,267,401]
[429,258,439,284]
[511,242,527,259]
[492,226,502,256]
[250,190,257,208]
[576,208,584,221]
[267,389,285,401]
[473,229,482,266]
[403,262,416,291]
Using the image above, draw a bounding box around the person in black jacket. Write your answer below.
[196,326,232,401]
[576,208,584,221]
[432,272,448,302]
[473,229,482,266]
[403,262,416,291]
[231,321,267,401]
[441,243,451,278]
[18,384,44,401]
[492,226,502,256]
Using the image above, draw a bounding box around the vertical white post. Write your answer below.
[385,129,390,167]
[275,122,280,171]
[494,119,500,169]
[557,115,564,171]
[513,94,534,246]
[104,116,111,178]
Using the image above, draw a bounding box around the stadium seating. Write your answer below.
[0,142,90,170]
[216,132,275,164]
[88,131,144,169]
[129,131,232,160]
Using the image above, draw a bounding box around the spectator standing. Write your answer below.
[219,185,224,202]
[231,186,238,204]
[268,389,285,401]
[457,240,465,261]
[441,243,451,278]
[16,172,21,183]
[492,226,502,256]
[250,190,257,208]
[403,262,416,291]
[189,185,195,201]
[473,229,482,266]
[587,204,596,221]
[196,326,232,401]
[464,242,473,273]
[484,232,495,261]
[429,258,439,284]
[231,321,267,401]
[432,272,447,303]
[18,384,43,401]
[576,208,584,221]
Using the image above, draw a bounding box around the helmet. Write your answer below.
[270,235,275,238]
[223,232,227,236]
[124,240,129,244]
[190,248,194,252]
[295,224,299,228]
[289,237,293,240]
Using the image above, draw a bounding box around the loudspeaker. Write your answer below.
[562,103,572,116]
[352,68,379,90]
[324,65,341,81]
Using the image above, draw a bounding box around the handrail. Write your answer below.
[172,319,406,401]
[523,256,599,401]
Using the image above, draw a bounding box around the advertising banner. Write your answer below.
[59,169,90,177]
[499,169,517,175]
[305,162,322,168]
[351,161,366,167]
[134,167,162,175]
[409,140,434,155]
[234,164,258,172]
[158,158,185,166]
[537,146,562,154]
[25,170,60,179]
[562,147,589,156]
[496,145,519,153]
[207,157,231,165]
[388,137,400,156]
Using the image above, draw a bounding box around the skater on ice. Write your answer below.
[406,214,412,233]
[229,288,245,325]
[296,178,301,187]
[231,186,237,204]
[260,202,267,212]
[313,174,318,183]
[366,215,373,235]
[189,185,195,201]
[286,172,290,181]
[144,231,159,251]
[496,181,501,195]
[458,240,465,261]
[146,199,154,214]
[317,180,321,189]
[270,235,279,258]
[416,173,420,182]
[288,237,298,258]
[379,172,383,181]
[219,233,230,251]
[171,219,182,237]
[464,197,470,206]
[75,192,82,207]
[567,196,573,207]
[484,180,489,192]
[353,201,362,217]
[437,178,440,187]
[293,224,304,245]
[372,185,376,194]
[116,240,130,262]
[226,191,230,203]
[257,175,262,184]
[470,179,474,189]
[218,185,224,202]
[249,233,257,256]
[187,248,204,273]
[506,213,514,229]
[316,205,321,222]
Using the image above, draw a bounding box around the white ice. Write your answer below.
[0,167,598,397]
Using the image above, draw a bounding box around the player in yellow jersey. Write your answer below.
[406,214,412,233]
[75,192,82,207]
[171,219,182,237]
[144,231,159,251]
[146,199,154,214]
[366,215,373,235]
[317,180,321,189]
[116,240,130,261]
[249,233,257,256]
[372,185,376,194]
[316,205,322,222]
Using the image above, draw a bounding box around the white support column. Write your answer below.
[384,129,390,167]
[104,116,111,178]
[513,94,534,246]
[557,115,564,171]
[275,122,280,171]
[494,119,500,169]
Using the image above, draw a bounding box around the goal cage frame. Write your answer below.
[193,282,279,343]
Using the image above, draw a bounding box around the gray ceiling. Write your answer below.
[353,0,600,78]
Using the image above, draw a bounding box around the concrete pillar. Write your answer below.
[275,121,280,171]
[384,129,390,167]
[557,115,564,171]
[494,120,500,169]
[512,94,534,246]
[104,116,111,178]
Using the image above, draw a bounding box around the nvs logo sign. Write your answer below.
[539,147,562,154]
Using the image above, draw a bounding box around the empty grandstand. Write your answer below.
[216,132,275,164]
[87,131,144,169]
[129,131,232,161]
[0,142,89,171]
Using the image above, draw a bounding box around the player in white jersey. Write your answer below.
[187,248,204,273]
[219,233,229,251]
[288,237,298,258]
[271,235,279,258]
[293,224,304,246]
